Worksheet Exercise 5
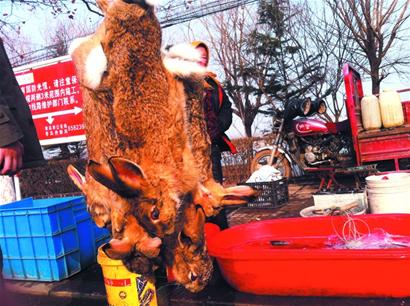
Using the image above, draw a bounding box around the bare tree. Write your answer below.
[199,5,274,137]
[293,1,355,122]
[198,0,333,136]
[43,18,97,58]
[0,0,80,43]
[1,0,101,65]
[327,0,410,94]
[45,21,75,58]
[250,0,326,105]
[2,33,37,66]
[0,1,79,22]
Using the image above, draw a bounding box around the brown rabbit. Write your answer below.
[163,203,213,293]
[69,0,195,261]
[68,161,163,276]
[66,0,164,246]
[168,54,255,217]
[92,0,200,238]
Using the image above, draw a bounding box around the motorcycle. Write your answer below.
[250,98,355,178]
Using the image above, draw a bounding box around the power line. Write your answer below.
[159,0,259,28]
[10,0,259,66]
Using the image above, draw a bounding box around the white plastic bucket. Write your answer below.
[366,173,410,213]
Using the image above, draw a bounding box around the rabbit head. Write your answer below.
[86,157,189,238]
[164,203,213,293]
[67,164,161,260]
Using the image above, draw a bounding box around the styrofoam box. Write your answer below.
[312,192,368,210]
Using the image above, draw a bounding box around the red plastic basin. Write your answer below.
[207,214,410,297]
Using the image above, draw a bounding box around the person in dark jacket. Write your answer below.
[192,41,237,229]
[0,38,45,291]
[0,38,44,175]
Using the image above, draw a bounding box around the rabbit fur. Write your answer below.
[68,0,254,292]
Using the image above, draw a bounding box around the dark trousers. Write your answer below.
[210,144,223,183]
[206,144,229,229]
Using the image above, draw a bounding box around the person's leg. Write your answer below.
[207,144,229,229]
[210,144,223,183]
[0,246,14,306]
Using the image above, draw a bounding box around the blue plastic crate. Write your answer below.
[0,196,112,281]
[0,196,111,281]
[94,225,111,250]
[72,198,97,270]
[0,197,82,281]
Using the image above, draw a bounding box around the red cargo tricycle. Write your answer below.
[250,64,410,189]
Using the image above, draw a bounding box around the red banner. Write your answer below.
[14,56,85,146]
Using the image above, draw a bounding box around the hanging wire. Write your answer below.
[10,0,259,66]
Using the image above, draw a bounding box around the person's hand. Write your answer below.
[0,141,24,175]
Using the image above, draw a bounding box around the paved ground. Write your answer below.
[227,181,316,227]
[4,180,410,305]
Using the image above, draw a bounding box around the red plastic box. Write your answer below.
[207,214,410,297]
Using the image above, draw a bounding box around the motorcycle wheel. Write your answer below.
[250,149,292,178]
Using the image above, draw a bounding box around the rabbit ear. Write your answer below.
[182,205,205,246]
[67,164,86,192]
[108,157,146,193]
[87,160,140,197]
[178,230,193,248]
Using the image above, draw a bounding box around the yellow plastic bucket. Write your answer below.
[97,245,157,306]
